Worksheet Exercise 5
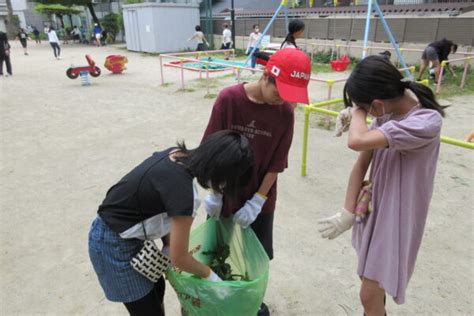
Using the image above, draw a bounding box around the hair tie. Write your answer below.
[400,78,412,89]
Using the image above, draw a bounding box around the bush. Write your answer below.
[101,13,120,43]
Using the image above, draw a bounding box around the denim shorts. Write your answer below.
[88,216,154,303]
[422,46,439,61]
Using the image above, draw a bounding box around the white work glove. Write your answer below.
[317,208,355,240]
[206,269,222,282]
[203,192,223,219]
[335,108,352,137]
[233,193,266,229]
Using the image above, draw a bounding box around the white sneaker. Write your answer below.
[57,57,61,60]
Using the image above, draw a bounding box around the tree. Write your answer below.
[101,13,120,43]
[35,0,103,26]
[5,0,16,38]
[35,4,83,28]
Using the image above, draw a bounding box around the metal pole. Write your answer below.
[362,0,373,59]
[460,57,470,89]
[301,106,310,177]
[372,0,410,78]
[180,60,185,90]
[159,55,164,85]
[205,61,210,96]
[436,61,446,94]
[231,0,236,49]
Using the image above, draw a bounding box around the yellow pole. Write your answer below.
[308,107,474,149]
[301,106,311,177]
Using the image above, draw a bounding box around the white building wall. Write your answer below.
[123,3,199,53]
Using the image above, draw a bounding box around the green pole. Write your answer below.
[301,106,310,177]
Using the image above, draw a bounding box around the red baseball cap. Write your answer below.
[266,48,311,104]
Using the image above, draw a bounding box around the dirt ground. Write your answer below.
[1,42,473,316]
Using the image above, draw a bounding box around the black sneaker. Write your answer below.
[257,302,270,316]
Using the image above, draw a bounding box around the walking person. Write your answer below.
[0,31,12,77]
[280,19,305,49]
[93,23,102,47]
[246,24,261,69]
[221,23,232,60]
[202,48,311,316]
[47,27,61,60]
[17,28,29,55]
[32,27,41,44]
[318,56,445,315]
[417,38,457,83]
[88,130,254,315]
[188,25,209,52]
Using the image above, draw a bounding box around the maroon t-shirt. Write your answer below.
[202,84,294,216]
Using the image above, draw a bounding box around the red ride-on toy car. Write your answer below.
[66,55,101,79]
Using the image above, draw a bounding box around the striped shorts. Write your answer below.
[88,216,154,302]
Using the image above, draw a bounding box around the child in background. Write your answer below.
[280,19,305,49]
[318,55,445,315]
[0,31,12,76]
[17,28,29,55]
[47,27,61,60]
[246,24,261,69]
[221,23,232,60]
[202,48,311,316]
[188,25,209,59]
[188,25,209,52]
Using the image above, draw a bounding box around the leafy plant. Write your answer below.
[203,244,248,281]
[101,12,120,43]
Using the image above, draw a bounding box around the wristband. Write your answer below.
[256,192,268,200]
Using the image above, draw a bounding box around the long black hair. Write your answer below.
[175,130,254,198]
[343,55,445,117]
[281,19,305,49]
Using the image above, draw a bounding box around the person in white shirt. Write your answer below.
[246,24,261,68]
[281,19,305,49]
[221,23,232,60]
[47,27,61,60]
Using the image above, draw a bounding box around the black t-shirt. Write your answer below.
[98,148,195,234]
[18,32,27,41]
[429,39,452,61]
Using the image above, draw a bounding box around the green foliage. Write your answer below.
[123,0,145,3]
[101,13,120,42]
[11,15,20,32]
[203,244,248,281]
[35,3,82,17]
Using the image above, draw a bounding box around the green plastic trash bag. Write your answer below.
[167,218,270,316]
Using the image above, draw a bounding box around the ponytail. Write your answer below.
[407,81,446,117]
[281,34,296,49]
[281,19,305,49]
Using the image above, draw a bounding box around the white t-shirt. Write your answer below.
[248,32,260,47]
[190,31,206,44]
[48,30,59,43]
[281,42,296,49]
[223,29,232,44]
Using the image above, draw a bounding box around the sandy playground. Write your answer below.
[0,42,473,315]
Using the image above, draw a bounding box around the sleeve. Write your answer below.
[267,107,295,173]
[378,110,442,152]
[201,90,228,143]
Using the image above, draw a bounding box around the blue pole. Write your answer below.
[362,0,373,59]
[285,5,289,32]
[241,3,285,70]
[372,1,411,78]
